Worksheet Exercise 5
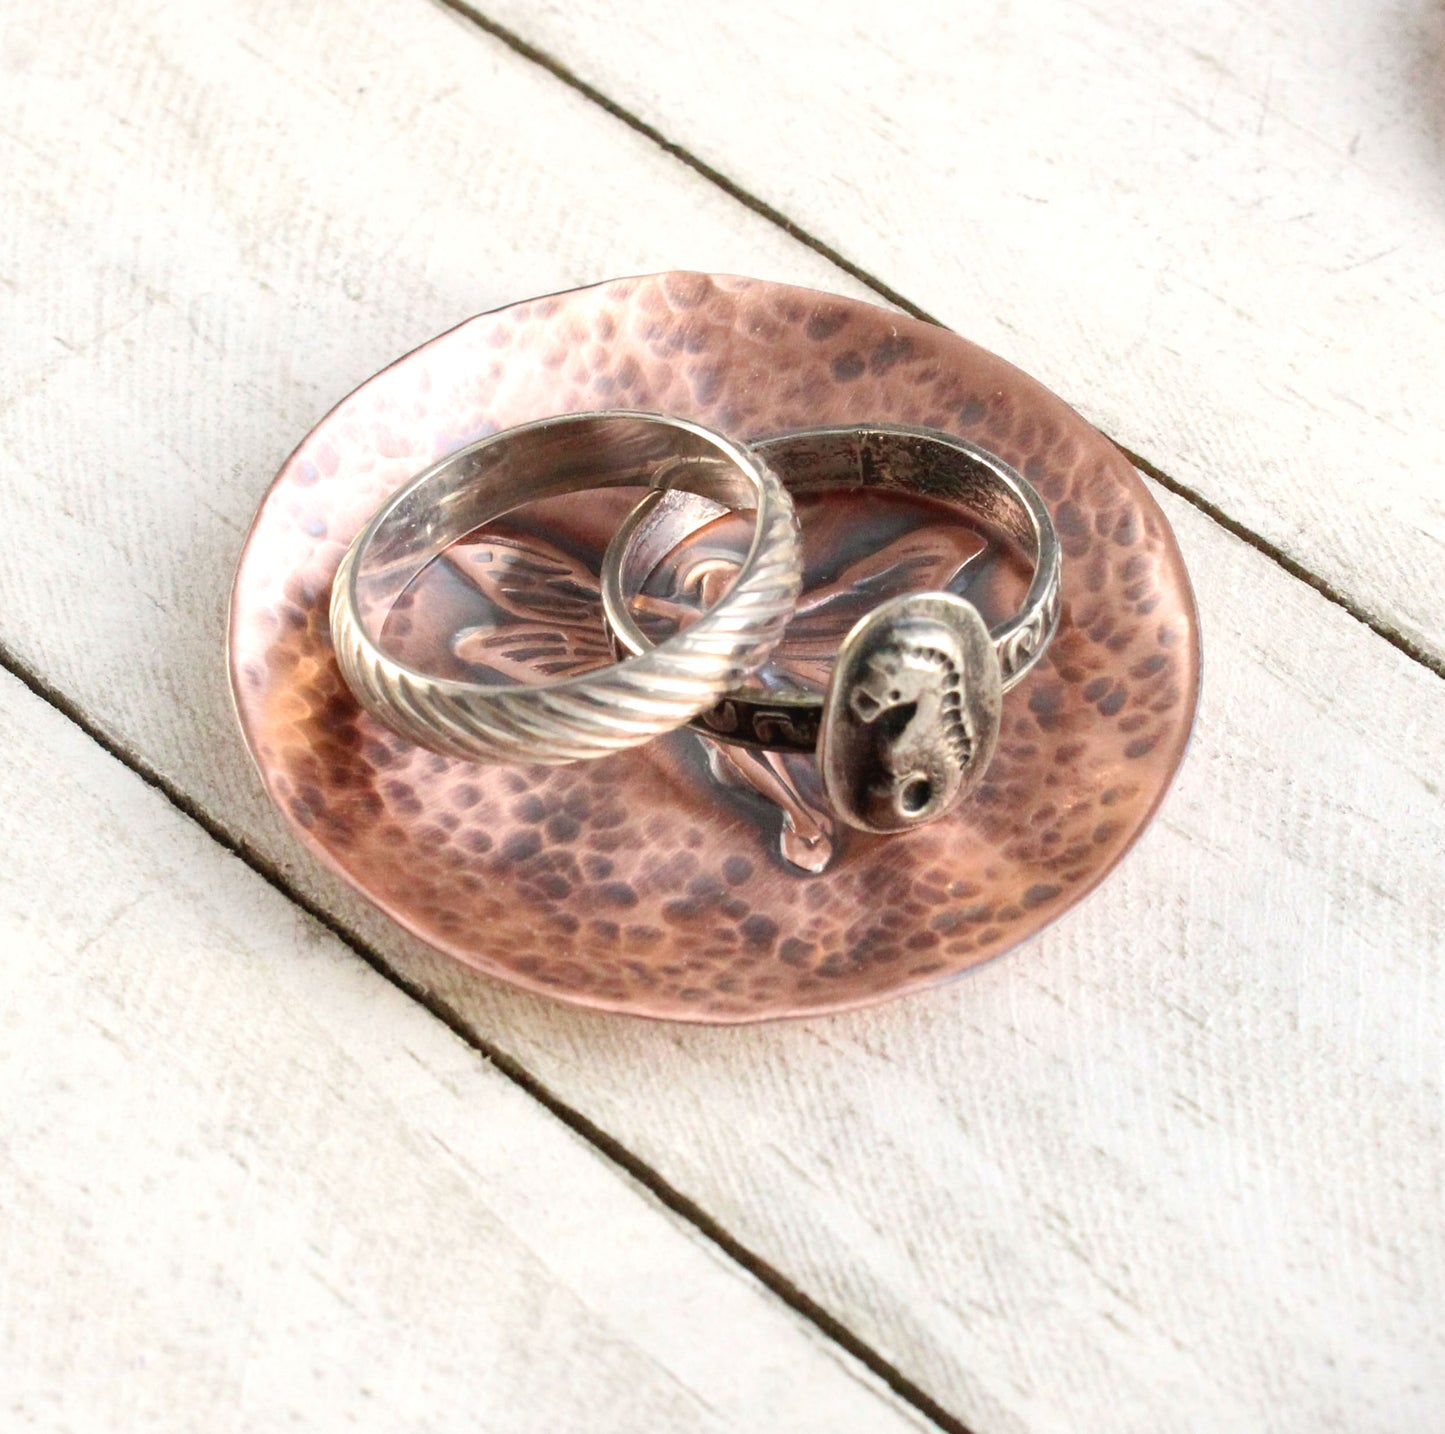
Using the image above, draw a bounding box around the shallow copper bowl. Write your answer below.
[228,273,1199,1022]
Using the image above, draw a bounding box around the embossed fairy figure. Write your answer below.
[389,493,993,872]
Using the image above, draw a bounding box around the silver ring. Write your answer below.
[330,411,803,765]
[601,425,1062,832]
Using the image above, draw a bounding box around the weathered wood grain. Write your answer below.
[1,2,1442,1432]
[477,0,1445,666]
[0,667,929,1433]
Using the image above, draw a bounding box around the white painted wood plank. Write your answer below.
[480,0,1445,664]
[433,485,1445,1434]
[0,666,928,1434]
[0,3,1441,1433]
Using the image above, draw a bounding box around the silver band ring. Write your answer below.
[330,411,803,766]
[601,425,1062,832]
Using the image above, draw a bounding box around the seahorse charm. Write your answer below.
[818,593,1002,833]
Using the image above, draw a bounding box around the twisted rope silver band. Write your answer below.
[330,412,803,765]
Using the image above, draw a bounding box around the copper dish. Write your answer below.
[229,273,1200,1022]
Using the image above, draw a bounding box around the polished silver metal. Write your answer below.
[601,425,1062,832]
[330,412,803,766]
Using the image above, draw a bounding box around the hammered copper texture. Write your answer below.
[228,273,1200,1022]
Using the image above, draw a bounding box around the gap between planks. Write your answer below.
[431,0,1445,685]
[0,632,978,1434]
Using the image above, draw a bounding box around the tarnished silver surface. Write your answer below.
[330,411,802,765]
[818,592,1002,834]
[601,424,1060,832]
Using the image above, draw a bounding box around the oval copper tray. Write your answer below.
[229,273,1199,1022]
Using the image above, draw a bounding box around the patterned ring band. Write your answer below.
[600,425,1062,833]
[330,411,803,766]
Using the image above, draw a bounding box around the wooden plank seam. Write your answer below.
[0,631,977,1434]
[432,0,1445,684]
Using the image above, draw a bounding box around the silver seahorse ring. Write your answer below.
[330,412,803,766]
[600,425,1062,833]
